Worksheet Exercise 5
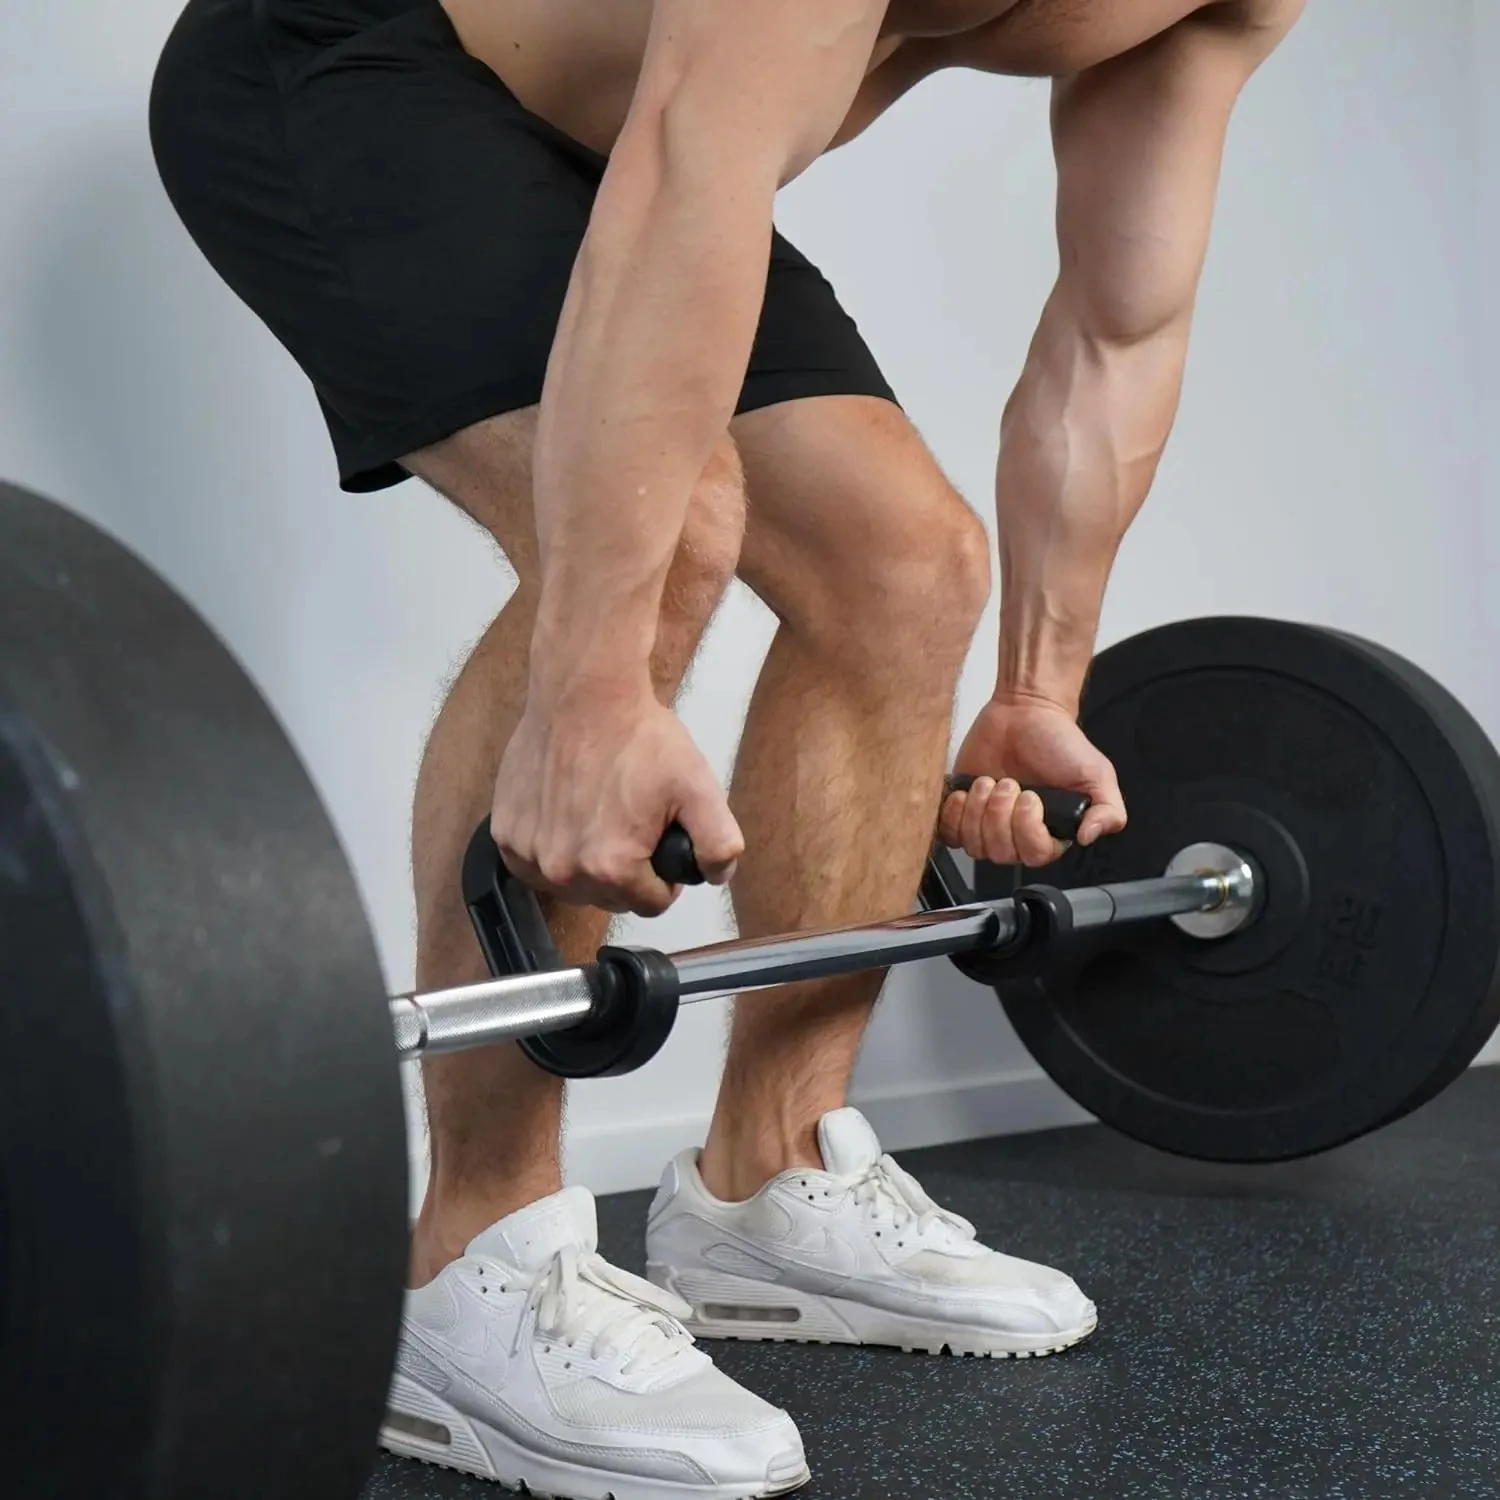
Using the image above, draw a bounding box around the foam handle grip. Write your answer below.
[652,824,706,887]
[943,775,1090,844]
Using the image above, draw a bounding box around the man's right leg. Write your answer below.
[150,9,805,1488]
[384,413,805,1498]
[401,407,747,1286]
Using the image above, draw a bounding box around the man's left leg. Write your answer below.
[705,395,987,1198]
[647,396,1096,1357]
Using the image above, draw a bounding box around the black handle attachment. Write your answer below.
[651,824,705,887]
[645,778,1091,892]
[942,775,1091,844]
[460,823,682,1078]
[461,775,1087,965]
[460,821,706,980]
[921,778,1094,930]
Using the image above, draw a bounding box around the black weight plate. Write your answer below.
[0,483,409,1499]
[1331,630,1500,1127]
[990,617,1500,1163]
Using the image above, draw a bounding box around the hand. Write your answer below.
[939,696,1127,867]
[491,688,743,916]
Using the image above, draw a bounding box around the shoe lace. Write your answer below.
[519,1244,696,1377]
[850,1155,977,1250]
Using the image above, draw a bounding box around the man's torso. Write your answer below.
[439,0,1254,159]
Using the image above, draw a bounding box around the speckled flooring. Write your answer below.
[365,1068,1500,1500]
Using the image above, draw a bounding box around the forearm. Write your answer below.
[994,3,1300,713]
[995,290,1187,714]
[528,118,775,706]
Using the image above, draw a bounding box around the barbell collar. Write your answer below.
[1064,872,1232,932]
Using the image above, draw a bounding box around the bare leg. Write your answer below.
[403,410,746,1282]
[699,398,992,1202]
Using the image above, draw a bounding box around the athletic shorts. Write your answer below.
[148,0,898,493]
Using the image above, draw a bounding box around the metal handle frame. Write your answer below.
[389,856,1249,1062]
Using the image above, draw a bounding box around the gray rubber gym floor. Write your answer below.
[364,1068,1500,1500]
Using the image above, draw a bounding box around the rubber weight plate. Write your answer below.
[983,617,1500,1163]
[0,483,409,1499]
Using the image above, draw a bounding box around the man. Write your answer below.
[150,0,1304,1492]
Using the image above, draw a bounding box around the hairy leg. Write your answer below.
[699,398,991,1201]
[403,409,745,1282]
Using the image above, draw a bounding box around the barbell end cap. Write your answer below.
[389,996,427,1061]
[1165,842,1259,940]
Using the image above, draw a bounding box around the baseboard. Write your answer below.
[405,1065,1093,1211]
[569,1067,1096,1197]
[406,1056,1500,1211]
[850,1067,1097,1159]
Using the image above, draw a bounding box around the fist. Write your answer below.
[939,697,1126,867]
[491,694,743,917]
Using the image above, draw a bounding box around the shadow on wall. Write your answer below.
[8,128,514,990]
[7,129,462,723]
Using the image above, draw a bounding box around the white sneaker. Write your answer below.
[381,1186,808,1499]
[646,1108,1097,1359]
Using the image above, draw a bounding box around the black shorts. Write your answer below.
[149,0,898,493]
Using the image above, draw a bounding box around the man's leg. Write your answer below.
[698,396,992,1201]
[402,409,747,1284]
[649,396,1093,1357]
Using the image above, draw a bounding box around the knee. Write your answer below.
[912,497,993,634]
[798,484,992,678]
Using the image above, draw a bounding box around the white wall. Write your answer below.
[1,1,1490,1203]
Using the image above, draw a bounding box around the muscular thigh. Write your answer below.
[405,407,542,577]
[405,409,748,636]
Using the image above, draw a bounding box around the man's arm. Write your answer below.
[994,0,1303,715]
[529,0,886,713]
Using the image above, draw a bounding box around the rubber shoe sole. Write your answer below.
[379,1374,810,1500]
[653,1264,1097,1359]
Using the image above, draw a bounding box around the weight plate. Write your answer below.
[986,617,1500,1163]
[0,483,409,1498]
[1332,630,1500,1128]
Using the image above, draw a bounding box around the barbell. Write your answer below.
[385,801,1250,1071]
[6,478,1500,1500]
